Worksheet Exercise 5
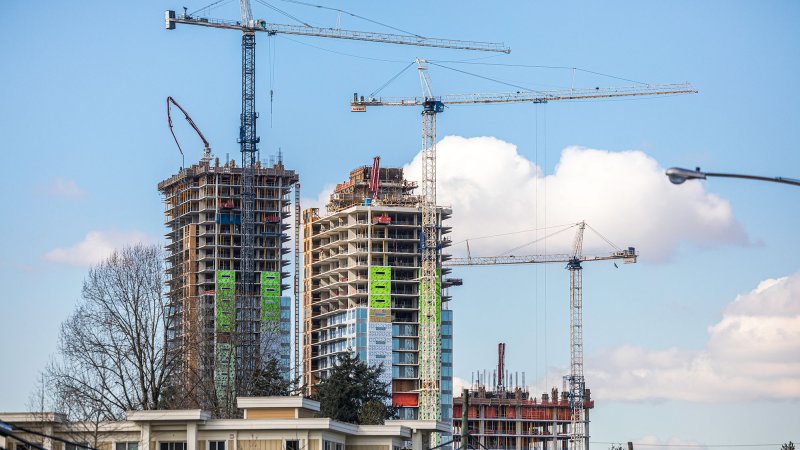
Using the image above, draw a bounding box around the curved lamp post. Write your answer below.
[666,167,800,187]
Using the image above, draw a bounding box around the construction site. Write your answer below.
[158,156,297,413]
[154,0,693,446]
[302,161,457,427]
[453,344,593,450]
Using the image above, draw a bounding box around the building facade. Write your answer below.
[452,344,594,450]
[0,398,449,450]
[301,164,454,428]
[158,157,297,411]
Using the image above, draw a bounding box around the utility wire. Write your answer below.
[592,443,791,448]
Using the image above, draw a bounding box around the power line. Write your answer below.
[593,443,791,448]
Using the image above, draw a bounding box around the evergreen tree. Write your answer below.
[249,356,295,396]
[312,352,395,424]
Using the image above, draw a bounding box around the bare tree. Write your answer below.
[44,244,178,421]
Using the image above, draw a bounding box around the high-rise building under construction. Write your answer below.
[302,162,456,425]
[158,156,297,412]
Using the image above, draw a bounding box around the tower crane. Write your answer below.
[165,1,509,409]
[350,59,695,426]
[444,222,637,450]
[167,96,212,167]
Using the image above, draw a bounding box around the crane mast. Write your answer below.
[351,67,692,429]
[568,222,586,450]
[443,222,635,450]
[166,1,509,413]
[417,59,445,421]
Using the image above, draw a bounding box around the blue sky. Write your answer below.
[1,0,798,447]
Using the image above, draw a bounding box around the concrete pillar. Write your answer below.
[583,408,589,450]
[140,423,151,450]
[187,423,197,450]
[478,406,485,449]
[411,430,422,450]
[43,424,53,450]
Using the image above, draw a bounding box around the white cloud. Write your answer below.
[634,435,708,450]
[401,136,746,261]
[453,376,470,395]
[301,183,336,213]
[44,229,153,267]
[586,272,800,401]
[38,177,87,199]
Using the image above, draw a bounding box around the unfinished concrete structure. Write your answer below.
[302,163,456,427]
[158,157,297,411]
[453,344,594,450]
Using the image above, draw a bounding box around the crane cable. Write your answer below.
[369,61,416,98]
[585,223,623,252]
[189,0,235,17]
[427,60,648,86]
[253,0,312,27]
[427,61,540,94]
[275,0,424,38]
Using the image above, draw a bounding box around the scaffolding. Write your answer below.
[455,345,594,450]
[301,163,452,427]
[159,156,297,415]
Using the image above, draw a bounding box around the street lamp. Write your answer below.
[666,167,800,187]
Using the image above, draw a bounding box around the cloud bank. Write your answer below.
[45,229,152,267]
[402,136,746,261]
[587,272,800,401]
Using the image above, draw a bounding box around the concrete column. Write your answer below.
[411,430,424,450]
[583,408,589,450]
[140,423,151,450]
[43,424,53,450]
[187,423,197,450]
[478,406,485,449]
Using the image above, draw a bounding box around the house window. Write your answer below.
[209,442,226,450]
[160,443,187,450]
[116,443,139,450]
[286,441,299,450]
[66,443,89,450]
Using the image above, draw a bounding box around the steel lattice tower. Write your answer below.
[418,98,442,421]
[568,257,586,450]
[238,31,259,388]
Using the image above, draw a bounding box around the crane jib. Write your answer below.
[165,11,510,53]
